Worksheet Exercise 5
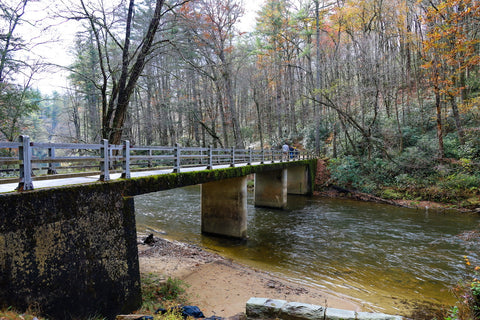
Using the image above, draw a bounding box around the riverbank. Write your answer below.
[315,188,480,216]
[314,159,480,214]
[137,234,362,318]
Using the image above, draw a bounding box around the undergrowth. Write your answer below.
[446,257,480,320]
[328,156,480,209]
[0,274,189,320]
[139,273,190,315]
[0,308,42,320]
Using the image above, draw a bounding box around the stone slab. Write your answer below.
[279,301,325,320]
[246,297,287,318]
[246,298,403,320]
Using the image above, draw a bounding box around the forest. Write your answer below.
[1,0,480,208]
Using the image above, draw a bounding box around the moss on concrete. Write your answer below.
[116,160,317,197]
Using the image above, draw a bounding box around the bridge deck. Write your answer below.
[0,162,262,194]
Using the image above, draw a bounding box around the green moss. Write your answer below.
[115,160,317,196]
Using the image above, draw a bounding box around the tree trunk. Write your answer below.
[253,87,264,150]
[314,0,322,155]
[107,0,165,145]
[216,86,229,147]
[224,71,244,148]
[435,90,445,159]
[449,95,465,145]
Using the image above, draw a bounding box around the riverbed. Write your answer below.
[134,185,480,315]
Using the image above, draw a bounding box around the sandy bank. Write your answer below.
[138,235,362,318]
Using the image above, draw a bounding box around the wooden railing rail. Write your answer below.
[0,135,313,191]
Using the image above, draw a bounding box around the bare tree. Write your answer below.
[176,0,245,148]
[0,0,42,142]
[65,0,191,144]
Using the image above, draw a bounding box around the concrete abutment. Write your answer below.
[0,185,141,320]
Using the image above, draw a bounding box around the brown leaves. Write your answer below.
[422,0,480,103]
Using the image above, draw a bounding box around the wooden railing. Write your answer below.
[0,135,312,191]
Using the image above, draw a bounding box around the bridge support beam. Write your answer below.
[201,176,247,239]
[254,169,287,209]
[287,165,312,195]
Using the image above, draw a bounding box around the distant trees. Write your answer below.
[0,0,41,142]
[421,0,480,156]
[0,0,27,84]
[1,0,480,203]
[176,0,245,148]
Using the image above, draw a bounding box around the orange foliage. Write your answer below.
[422,0,480,104]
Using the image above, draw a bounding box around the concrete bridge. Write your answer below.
[0,136,317,320]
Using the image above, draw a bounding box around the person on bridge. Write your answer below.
[282,142,289,160]
[289,145,295,159]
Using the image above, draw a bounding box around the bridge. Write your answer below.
[0,136,317,319]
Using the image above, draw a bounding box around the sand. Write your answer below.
[137,235,361,318]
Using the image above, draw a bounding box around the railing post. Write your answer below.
[173,143,181,173]
[17,135,33,191]
[230,147,235,167]
[100,139,110,181]
[271,148,275,163]
[109,147,115,170]
[207,145,213,169]
[247,147,252,165]
[47,147,58,174]
[148,149,152,168]
[261,148,264,164]
[121,140,131,179]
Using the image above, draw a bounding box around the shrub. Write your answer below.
[379,188,405,200]
[438,173,480,193]
[158,277,188,301]
[328,156,364,189]
[444,133,462,159]
[154,307,184,320]
[448,257,480,320]
[140,274,189,313]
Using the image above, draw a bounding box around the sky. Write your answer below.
[15,0,264,94]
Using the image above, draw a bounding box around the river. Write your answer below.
[134,185,480,315]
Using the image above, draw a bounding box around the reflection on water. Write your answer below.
[135,185,480,314]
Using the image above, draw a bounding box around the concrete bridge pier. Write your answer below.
[287,165,311,195]
[201,176,248,239]
[254,169,287,209]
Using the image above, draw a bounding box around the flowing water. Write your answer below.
[135,185,480,315]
